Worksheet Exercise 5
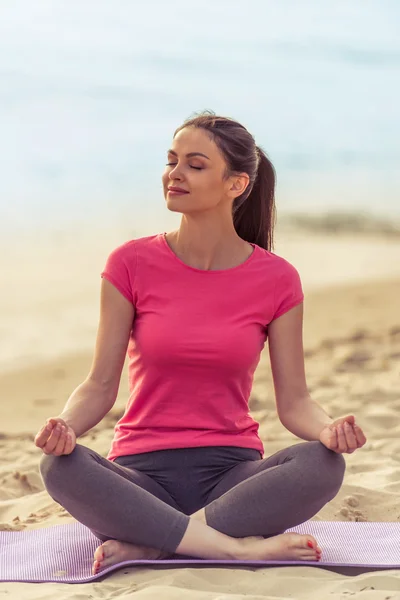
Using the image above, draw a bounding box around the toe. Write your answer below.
[92,560,100,575]
[305,536,319,550]
[307,553,320,562]
[303,536,322,562]
[302,553,317,562]
[94,545,105,562]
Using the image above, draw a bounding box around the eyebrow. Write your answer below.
[167,149,210,160]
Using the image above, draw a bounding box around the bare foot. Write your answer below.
[92,533,322,573]
[92,540,171,575]
[237,532,322,562]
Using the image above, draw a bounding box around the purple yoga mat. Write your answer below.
[0,520,399,583]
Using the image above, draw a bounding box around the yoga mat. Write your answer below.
[1,520,399,583]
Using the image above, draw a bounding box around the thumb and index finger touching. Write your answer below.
[34,417,68,449]
[330,414,367,448]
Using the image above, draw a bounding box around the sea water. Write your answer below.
[0,0,399,234]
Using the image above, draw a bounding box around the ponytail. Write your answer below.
[233,146,276,252]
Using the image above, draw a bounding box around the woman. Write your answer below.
[36,111,367,575]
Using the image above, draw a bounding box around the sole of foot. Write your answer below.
[237,532,322,562]
[92,540,171,575]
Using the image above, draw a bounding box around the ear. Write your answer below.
[229,173,250,198]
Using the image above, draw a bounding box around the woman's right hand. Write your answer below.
[34,417,77,456]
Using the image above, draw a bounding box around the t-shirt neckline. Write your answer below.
[160,232,257,274]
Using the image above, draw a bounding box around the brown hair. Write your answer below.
[174,110,276,251]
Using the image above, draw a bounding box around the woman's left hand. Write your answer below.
[319,415,367,454]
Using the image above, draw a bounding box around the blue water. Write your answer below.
[1,0,399,232]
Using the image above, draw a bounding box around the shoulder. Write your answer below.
[101,234,162,304]
[255,246,303,320]
[106,233,161,262]
[256,246,301,280]
[102,233,162,279]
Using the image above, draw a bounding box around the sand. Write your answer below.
[1,227,400,599]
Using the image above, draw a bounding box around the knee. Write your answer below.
[39,444,84,491]
[300,441,346,496]
[40,453,62,486]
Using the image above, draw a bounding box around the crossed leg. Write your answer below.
[202,441,346,537]
[40,444,190,550]
[40,441,345,573]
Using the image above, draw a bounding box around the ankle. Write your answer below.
[232,536,265,561]
[175,517,241,560]
[225,537,244,560]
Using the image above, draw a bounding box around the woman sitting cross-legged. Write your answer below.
[36,111,367,575]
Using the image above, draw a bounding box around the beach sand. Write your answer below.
[1,227,400,599]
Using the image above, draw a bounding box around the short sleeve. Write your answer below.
[100,242,137,305]
[273,260,304,320]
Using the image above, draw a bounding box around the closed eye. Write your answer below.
[166,163,203,170]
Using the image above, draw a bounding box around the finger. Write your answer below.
[354,424,367,447]
[35,422,54,448]
[336,424,348,453]
[343,415,355,426]
[344,421,358,451]
[34,423,50,447]
[64,431,75,455]
[48,417,66,428]
[328,426,338,450]
[43,423,62,454]
[53,426,67,456]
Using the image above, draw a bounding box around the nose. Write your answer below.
[168,162,183,181]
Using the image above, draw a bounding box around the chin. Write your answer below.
[165,198,187,214]
[166,206,184,214]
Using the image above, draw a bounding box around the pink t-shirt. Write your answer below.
[101,233,304,461]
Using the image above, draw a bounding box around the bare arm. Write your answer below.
[59,278,135,438]
[267,303,333,440]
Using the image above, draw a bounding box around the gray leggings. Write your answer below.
[40,441,345,554]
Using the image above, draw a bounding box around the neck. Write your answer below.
[169,214,250,271]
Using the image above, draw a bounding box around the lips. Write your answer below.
[168,187,189,194]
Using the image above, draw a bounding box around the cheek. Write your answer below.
[203,176,222,196]
[161,170,169,187]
